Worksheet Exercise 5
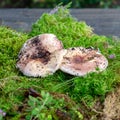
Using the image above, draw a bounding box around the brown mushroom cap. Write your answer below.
[60,47,108,76]
[16,34,66,77]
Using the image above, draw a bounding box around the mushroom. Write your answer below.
[18,33,63,59]
[60,47,108,76]
[16,33,66,77]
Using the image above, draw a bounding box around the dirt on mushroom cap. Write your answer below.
[22,49,67,77]
[16,33,65,77]
[60,47,108,76]
[18,33,63,57]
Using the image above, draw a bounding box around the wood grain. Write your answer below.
[0,9,120,36]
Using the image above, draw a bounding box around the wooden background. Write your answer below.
[0,9,120,36]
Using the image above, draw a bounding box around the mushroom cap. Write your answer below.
[16,34,66,77]
[17,49,67,77]
[60,47,108,76]
[18,33,63,59]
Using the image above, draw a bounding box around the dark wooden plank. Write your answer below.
[0,9,120,36]
[71,9,120,36]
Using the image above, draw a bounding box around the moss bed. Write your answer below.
[0,5,120,120]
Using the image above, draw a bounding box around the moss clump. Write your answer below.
[0,27,70,115]
[0,27,28,78]
[0,5,120,119]
[29,6,94,48]
[29,6,120,105]
[0,27,28,111]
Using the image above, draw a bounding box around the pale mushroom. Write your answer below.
[18,33,63,59]
[16,34,66,77]
[60,47,108,76]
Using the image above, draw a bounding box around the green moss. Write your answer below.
[0,6,120,119]
[0,26,69,113]
[0,27,28,78]
[29,7,93,48]
[29,6,120,105]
